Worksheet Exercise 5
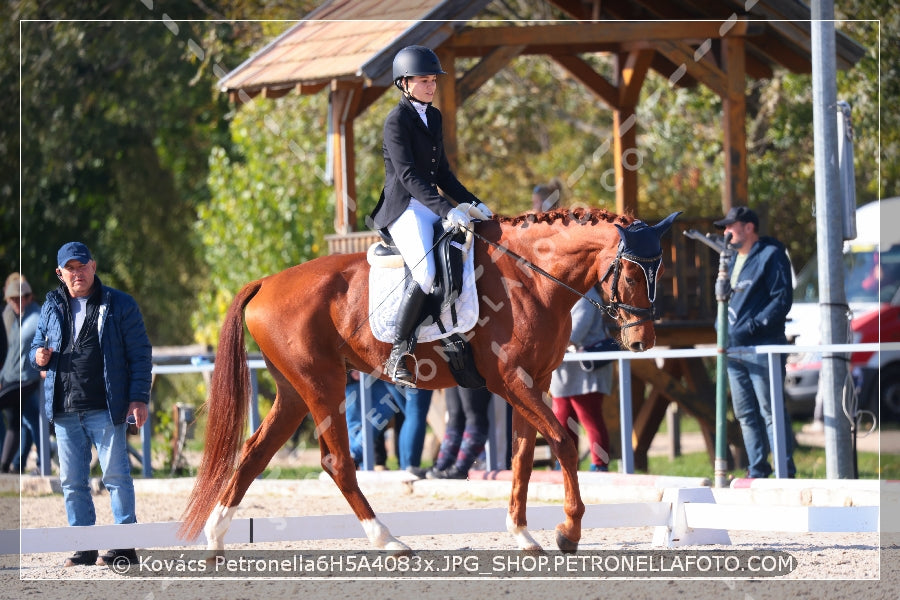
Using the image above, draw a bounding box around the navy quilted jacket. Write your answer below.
[725,236,793,347]
[29,279,152,424]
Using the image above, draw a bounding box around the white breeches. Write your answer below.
[387,198,440,293]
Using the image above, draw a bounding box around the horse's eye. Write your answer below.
[625,277,636,286]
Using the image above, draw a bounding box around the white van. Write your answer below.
[784,197,900,421]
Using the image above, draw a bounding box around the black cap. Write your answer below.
[714,206,759,229]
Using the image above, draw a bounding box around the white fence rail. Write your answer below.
[31,343,890,479]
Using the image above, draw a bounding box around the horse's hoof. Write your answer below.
[555,530,579,554]
[521,545,545,556]
[385,541,412,556]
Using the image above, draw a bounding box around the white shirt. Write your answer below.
[70,296,89,340]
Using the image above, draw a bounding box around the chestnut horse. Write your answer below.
[179,207,680,553]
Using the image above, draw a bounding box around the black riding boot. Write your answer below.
[385,281,426,387]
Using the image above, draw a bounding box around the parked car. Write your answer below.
[784,197,900,422]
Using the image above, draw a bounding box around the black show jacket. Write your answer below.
[370,95,480,230]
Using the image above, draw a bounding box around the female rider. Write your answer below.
[369,45,493,386]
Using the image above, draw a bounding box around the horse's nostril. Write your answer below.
[630,341,644,352]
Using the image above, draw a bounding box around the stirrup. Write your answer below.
[387,349,417,387]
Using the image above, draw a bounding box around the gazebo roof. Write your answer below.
[219,0,866,101]
[220,0,490,100]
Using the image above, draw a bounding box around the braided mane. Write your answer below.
[497,207,632,228]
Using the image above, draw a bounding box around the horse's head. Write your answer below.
[600,211,682,351]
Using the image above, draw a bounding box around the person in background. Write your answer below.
[531,178,563,213]
[344,371,433,477]
[426,385,491,480]
[30,242,152,567]
[549,284,613,472]
[715,206,796,478]
[0,276,42,473]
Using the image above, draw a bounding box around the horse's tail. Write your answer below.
[178,279,262,541]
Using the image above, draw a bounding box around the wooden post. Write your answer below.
[434,46,458,170]
[614,51,651,217]
[721,36,747,213]
[329,81,361,233]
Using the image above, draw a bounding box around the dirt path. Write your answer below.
[4,475,897,599]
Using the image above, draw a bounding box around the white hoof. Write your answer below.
[506,512,542,551]
[361,518,409,551]
[204,503,238,552]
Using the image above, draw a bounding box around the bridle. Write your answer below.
[467,227,658,330]
[598,241,660,330]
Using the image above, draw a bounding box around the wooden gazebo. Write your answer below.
[218,1,865,469]
[219,0,864,233]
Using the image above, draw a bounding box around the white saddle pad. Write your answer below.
[368,245,479,343]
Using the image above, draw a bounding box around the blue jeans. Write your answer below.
[727,353,796,478]
[345,378,432,468]
[54,409,136,526]
[15,385,42,470]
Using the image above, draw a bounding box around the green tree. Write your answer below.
[195,93,333,344]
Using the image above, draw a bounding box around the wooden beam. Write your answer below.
[618,49,653,106]
[551,54,619,109]
[546,0,592,20]
[653,39,728,97]
[355,85,389,117]
[329,81,361,234]
[449,21,749,49]
[721,36,747,213]
[433,46,458,170]
[457,45,525,105]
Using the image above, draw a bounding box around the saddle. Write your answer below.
[367,222,485,389]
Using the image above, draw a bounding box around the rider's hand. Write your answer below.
[471,201,493,219]
[445,207,471,229]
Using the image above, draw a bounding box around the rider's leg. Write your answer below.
[385,200,439,386]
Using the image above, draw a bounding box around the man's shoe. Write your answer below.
[406,466,427,479]
[426,465,467,480]
[96,548,138,566]
[63,550,98,567]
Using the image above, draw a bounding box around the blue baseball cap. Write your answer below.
[57,242,93,267]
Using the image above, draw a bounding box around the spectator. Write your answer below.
[369,45,492,386]
[344,371,433,477]
[531,178,564,213]
[550,284,613,472]
[715,207,796,478]
[30,242,152,567]
[0,276,42,473]
[426,386,491,479]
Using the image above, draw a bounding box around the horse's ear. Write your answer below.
[652,211,682,238]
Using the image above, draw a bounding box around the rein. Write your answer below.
[466,225,656,330]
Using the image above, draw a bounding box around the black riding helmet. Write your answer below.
[392,45,446,93]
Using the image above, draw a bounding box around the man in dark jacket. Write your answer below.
[30,242,152,567]
[715,207,796,478]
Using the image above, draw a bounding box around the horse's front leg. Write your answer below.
[508,395,584,553]
[506,407,542,551]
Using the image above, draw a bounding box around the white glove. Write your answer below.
[471,202,493,219]
[456,202,493,220]
[445,207,471,229]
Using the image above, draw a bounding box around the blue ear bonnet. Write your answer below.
[614,212,681,303]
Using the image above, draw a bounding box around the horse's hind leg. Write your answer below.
[311,384,409,552]
[204,388,308,551]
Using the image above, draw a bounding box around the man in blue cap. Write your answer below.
[30,242,152,567]
[714,207,796,478]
